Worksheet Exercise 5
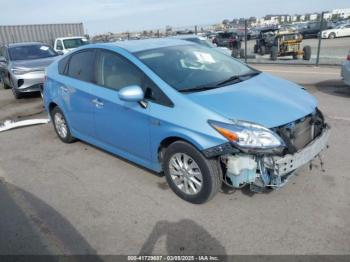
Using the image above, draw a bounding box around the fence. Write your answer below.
[103,13,348,66]
[238,12,348,66]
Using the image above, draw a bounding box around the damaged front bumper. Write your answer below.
[268,124,330,176]
[216,124,330,191]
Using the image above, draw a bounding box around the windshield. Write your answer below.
[63,38,89,49]
[335,25,345,29]
[135,45,255,92]
[8,45,58,61]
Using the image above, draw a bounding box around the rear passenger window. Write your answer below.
[68,50,95,82]
[96,50,143,91]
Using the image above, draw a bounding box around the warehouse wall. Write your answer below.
[0,23,84,47]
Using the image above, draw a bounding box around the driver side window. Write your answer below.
[96,50,143,91]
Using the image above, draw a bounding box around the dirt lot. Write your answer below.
[0,65,350,256]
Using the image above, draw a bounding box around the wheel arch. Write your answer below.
[48,102,58,116]
[157,136,204,167]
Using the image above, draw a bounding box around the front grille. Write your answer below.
[274,109,325,154]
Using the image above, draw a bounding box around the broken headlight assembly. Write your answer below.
[208,120,286,154]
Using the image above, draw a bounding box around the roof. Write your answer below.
[103,38,194,53]
[171,35,203,40]
[56,36,86,41]
[171,35,209,42]
[8,42,46,47]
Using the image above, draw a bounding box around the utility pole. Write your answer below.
[316,11,325,66]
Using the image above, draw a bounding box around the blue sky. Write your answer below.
[0,0,349,34]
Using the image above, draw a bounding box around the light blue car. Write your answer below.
[43,39,330,204]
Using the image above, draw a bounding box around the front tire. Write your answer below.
[12,86,23,99]
[51,106,76,143]
[163,141,221,204]
[270,46,278,61]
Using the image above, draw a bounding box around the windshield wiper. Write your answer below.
[216,71,261,87]
[179,71,261,93]
[179,85,220,93]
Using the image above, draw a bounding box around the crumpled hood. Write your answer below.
[186,73,317,128]
[12,56,59,70]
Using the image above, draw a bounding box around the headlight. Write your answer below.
[209,120,285,152]
[11,67,31,75]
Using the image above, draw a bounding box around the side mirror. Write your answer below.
[0,56,7,63]
[56,51,64,55]
[118,85,144,102]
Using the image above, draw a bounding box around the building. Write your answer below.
[331,8,350,19]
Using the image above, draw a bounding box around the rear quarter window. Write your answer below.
[58,56,70,75]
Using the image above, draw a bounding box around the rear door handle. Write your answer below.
[92,98,104,108]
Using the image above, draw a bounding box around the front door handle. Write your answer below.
[61,86,69,93]
[92,98,104,108]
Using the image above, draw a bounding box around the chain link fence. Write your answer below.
[92,13,349,66]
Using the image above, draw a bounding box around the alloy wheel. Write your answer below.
[54,112,68,139]
[168,153,203,195]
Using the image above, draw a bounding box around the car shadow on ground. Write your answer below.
[139,219,226,257]
[0,178,102,260]
[312,79,350,98]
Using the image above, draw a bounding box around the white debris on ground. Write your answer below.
[0,119,50,132]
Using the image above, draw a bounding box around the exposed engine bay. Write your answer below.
[219,109,330,192]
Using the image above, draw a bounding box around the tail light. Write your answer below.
[347,53,350,61]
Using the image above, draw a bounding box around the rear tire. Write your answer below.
[328,33,336,39]
[231,49,239,58]
[303,46,311,60]
[163,141,221,204]
[1,75,11,89]
[253,44,258,54]
[270,46,278,61]
[239,49,245,58]
[259,46,266,56]
[51,106,76,143]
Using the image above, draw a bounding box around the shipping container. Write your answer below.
[0,23,85,47]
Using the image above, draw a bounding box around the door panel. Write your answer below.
[58,49,96,138]
[92,86,151,160]
[59,78,96,137]
[344,27,350,37]
[92,49,151,161]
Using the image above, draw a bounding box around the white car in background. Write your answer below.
[321,24,350,39]
[53,36,89,54]
[341,51,350,86]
